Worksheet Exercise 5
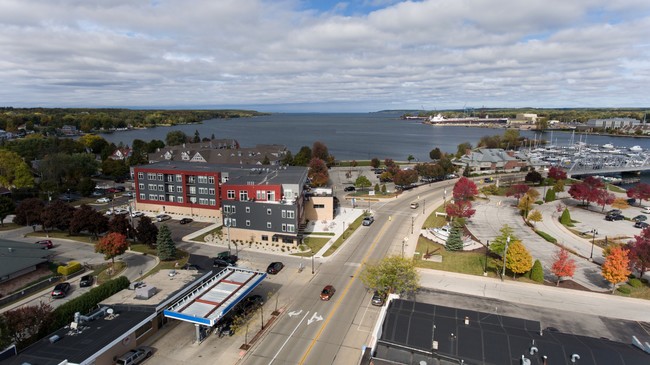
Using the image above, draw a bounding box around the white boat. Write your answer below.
[430,225,452,239]
[630,145,643,152]
[602,143,614,149]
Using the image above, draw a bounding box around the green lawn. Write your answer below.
[96,261,127,284]
[414,237,499,276]
[292,236,331,257]
[323,214,365,256]
[0,223,21,231]
[614,279,650,299]
[422,205,448,229]
[191,226,223,242]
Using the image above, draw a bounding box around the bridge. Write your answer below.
[564,154,650,178]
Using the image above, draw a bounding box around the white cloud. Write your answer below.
[0,0,649,110]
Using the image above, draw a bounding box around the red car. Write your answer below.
[35,240,53,249]
[320,285,336,301]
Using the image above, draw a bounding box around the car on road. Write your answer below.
[96,197,111,203]
[320,285,336,301]
[59,194,77,202]
[131,211,144,218]
[371,291,387,306]
[362,216,374,226]
[156,214,171,222]
[179,218,193,224]
[483,177,494,183]
[628,198,637,206]
[115,346,153,365]
[266,262,284,274]
[633,215,647,222]
[605,214,625,221]
[343,186,356,192]
[410,201,419,209]
[51,282,71,298]
[79,275,94,287]
[35,239,53,249]
[634,221,649,229]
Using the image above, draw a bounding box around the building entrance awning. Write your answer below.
[163,267,266,327]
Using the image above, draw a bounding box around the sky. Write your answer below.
[1,0,650,112]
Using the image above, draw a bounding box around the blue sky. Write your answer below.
[1,0,649,112]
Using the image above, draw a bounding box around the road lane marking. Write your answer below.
[307,312,323,325]
[268,311,310,365]
[288,310,303,317]
[297,221,392,365]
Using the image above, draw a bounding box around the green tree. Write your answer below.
[77,177,97,197]
[489,225,518,257]
[370,158,380,169]
[505,241,532,278]
[280,151,294,166]
[0,150,35,188]
[359,255,419,295]
[545,188,556,202]
[530,259,544,283]
[445,225,464,251]
[293,146,312,166]
[193,129,201,143]
[355,175,372,190]
[156,225,176,261]
[407,154,415,163]
[101,159,129,179]
[381,184,387,194]
[95,232,128,264]
[525,170,543,185]
[429,148,442,160]
[165,130,187,146]
[374,183,380,194]
[0,196,15,227]
[261,155,270,165]
[456,142,472,157]
[560,208,572,226]
[503,129,520,149]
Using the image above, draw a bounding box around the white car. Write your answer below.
[96,197,111,203]
[642,207,650,214]
[114,208,129,215]
[131,211,144,218]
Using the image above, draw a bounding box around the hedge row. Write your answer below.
[534,230,557,244]
[57,261,82,276]
[48,276,130,333]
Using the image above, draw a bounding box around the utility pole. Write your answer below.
[411,216,414,234]
[501,236,510,280]
[483,240,489,276]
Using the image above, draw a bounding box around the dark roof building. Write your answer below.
[0,239,51,287]
[369,299,650,365]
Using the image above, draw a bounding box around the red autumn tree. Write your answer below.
[308,157,329,187]
[601,246,631,293]
[393,169,419,187]
[2,302,53,350]
[445,199,475,220]
[568,176,605,206]
[312,141,330,161]
[568,182,590,205]
[548,166,567,181]
[452,177,478,202]
[506,184,530,204]
[627,183,650,206]
[550,248,576,286]
[95,232,129,264]
[629,227,650,275]
[594,189,615,212]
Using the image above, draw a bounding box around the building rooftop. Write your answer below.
[0,239,51,280]
[373,299,649,365]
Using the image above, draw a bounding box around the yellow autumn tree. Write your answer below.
[527,210,543,226]
[601,246,631,293]
[505,240,532,278]
[518,194,535,218]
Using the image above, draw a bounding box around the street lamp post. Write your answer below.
[590,229,598,260]
[310,248,315,274]
[411,216,414,234]
[501,236,510,280]
[423,199,425,214]
[483,240,489,276]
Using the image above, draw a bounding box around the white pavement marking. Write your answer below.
[269,311,310,365]
[307,312,323,325]
[288,310,303,317]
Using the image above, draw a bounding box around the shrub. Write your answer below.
[57,261,82,276]
[545,189,556,202]
[530,260,544,283]
[628,278,643,288]
[535,200,543,205]
[617,285,631,294]
[534,230,557,243]
[560,208,572,226]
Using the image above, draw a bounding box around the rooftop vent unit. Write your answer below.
[135,284,157,300]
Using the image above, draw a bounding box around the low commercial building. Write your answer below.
[586,118,640,129]
[0,239,51,292]
[455,148,529,174]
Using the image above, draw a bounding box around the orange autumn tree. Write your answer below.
[550,248,576,286]
[601,246,631,293]
[505,240,532,278]
[95,232,128,265]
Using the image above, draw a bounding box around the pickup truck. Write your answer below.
[115,346,153,365]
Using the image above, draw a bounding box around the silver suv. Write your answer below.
[116,346,153,365]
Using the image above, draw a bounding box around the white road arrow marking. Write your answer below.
[307,312,323,325]
[288,310,303,317]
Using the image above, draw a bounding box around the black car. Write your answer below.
[216,316,235,337]
[213,258,233,268]
[215,251,231,260]
[343,186,356,192]
[267,262,284,274]
[179,218,193,224]
[606,209,622,216]
[634,221,649,229]
[79,275,94,287]
[51,282,71,298]
[605,214,625,221]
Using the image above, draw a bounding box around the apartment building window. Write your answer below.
[209,188,215,195]
[147,173,156,180]
[190,197,197,204]
[168,185,174,193]
[282,224,287,232]
[209,199,216,206]
[284,190,293,199]
[176,186,183,193]
[267,191,275,201]
[199,187,208,194]
[148,184,157,191]
[198,176,207,184]
[176,174,182,182]
[138,183,144,190]
[149,194,157,201]
[199,198,208,205]
[208,176,215,184]
[281,210,286,218]
[189,186,196,194]
[138,172,144,179]
[139,193,146,200]
[245,207,250,213]
[267,222,272,229]
[167,175,174,182]
[287,211,295,219]
[267,208,272,215]
[223,205,231,213]
[157,173,163,181]
[314,204,325,208]
[159,194,165,201]
[256,190,265,200]
[227,190,235,199]
[246,220,251,227]
[177,197,183,203]
[261,235,268,241]
[187,176,196,183]
[169,196,175,202]
[230,219,237,227]
[287,224,295,233]
[240,191,248,201]
[158,185,164,191]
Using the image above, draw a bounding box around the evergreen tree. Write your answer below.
[545,188,556,202]
[156,225,176,261]
[530,259,544,283]
[560,208,572,225]
[445,225,464,251]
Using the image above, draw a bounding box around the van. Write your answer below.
[410,202,419,209]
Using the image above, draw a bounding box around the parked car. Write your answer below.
[371,291,387,306]
[115,346,153,365]
[79,275,94,287]
[156,214,171,222]
[627,198,637,206]
[642,207,650,214]
[114,208,129,215]
[217,316,235,337]
[634,221,649,229]
[344,186,356,192]
[266,262,284,274]
[51,282,71,298]
[483,177,494,183]
[91,190,105,197]
[223,255,238,265]
[107,187,119,193]
[131,211,144,218]
[632,215,647,222]
[605,214,625,221]
[362,216,374,226]
[410,202,419,209]
[35,239,53,249]
[320,285,336,301]
[215,251,231,260]
[96,197,111,203]
[606,209,622,216]
[213,258,233,268]
[179,218,193,224]
[123,191,135,198]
